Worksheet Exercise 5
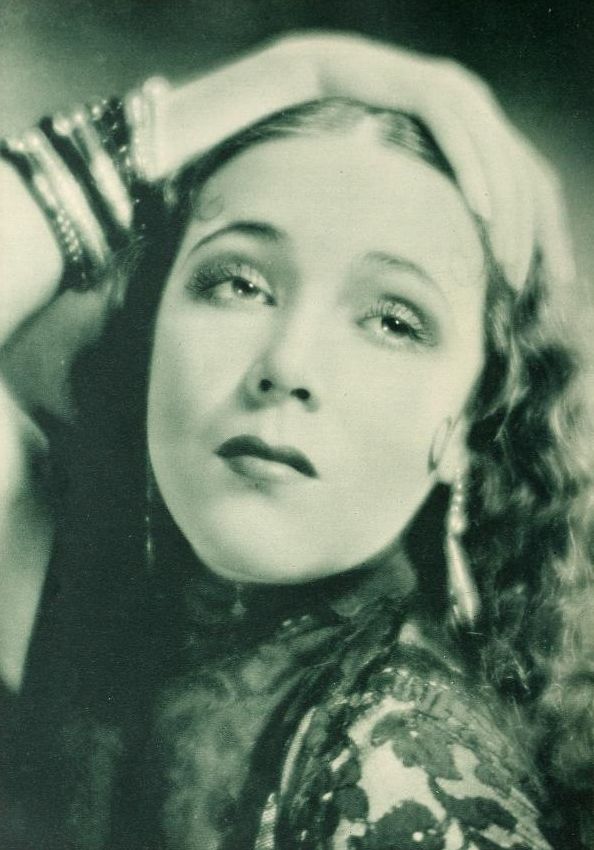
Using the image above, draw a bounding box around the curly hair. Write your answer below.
[163,100,594,846]
[464,249,594,846]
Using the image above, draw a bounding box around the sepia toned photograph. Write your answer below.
[1,2,592,848]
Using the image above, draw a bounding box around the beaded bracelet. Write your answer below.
[41,111,132,252]
[1,96,139,291]
[1,131,109,290]
[90,97,135,186]
[124,77,170,182]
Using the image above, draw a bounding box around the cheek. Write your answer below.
[332,350,478,499]
[147,309,262,440]
[148,327,207,445]
[339,381,435,511]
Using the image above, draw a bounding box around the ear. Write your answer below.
[432,416,470,485]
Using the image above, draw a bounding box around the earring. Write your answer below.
[428,416,453,473]
[145,459,156,573]
[231,584,247,619]
[445,471,480,628]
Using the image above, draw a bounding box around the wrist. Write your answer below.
[1,98,138,292]
[130,38,321,182]
[0,161,63,344]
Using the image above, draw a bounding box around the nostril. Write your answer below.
[256,379,311,402]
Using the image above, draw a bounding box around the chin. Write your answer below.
[165,489,415,587]
[182,516,348,586]
[191,539,334,585]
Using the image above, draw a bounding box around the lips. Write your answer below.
[216,435,317,479]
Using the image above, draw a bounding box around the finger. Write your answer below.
[313,44,496,223]
[409,91,526,281]
[529,151,576,287]
[310,36,546,286]
[501,138,540,287]
[415,98,493,221]
[508,150,537,288]
[450,94,529,286]
[419,62,535,286]
[310,38,505,227]
[463,114,536,287]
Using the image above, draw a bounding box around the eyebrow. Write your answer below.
[363,250,440,291]
[182,226,442,292]
[185,220,286,256]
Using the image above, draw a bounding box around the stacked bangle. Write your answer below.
[124,77,170,182]
[0,96,140,291]
[1,130,108,289]
[90,97,135,188]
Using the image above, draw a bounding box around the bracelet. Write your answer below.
[41,111,132,251]
[125,77,170,182]
[1,97,138,290]
[90,97,135,188]
[1,131,109,290]
[1,138,87,289]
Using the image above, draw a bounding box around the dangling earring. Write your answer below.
[428,416,453,473]
[231,584,247,619]
[445,471,480,628]
[145,458,156,573]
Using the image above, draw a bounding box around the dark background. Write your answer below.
[1,0,592,281]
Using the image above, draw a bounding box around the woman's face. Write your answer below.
[148,124,487,584]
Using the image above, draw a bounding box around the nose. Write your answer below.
[243,331,320,411]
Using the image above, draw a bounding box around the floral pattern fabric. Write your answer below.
[15,540,557,850]
[262,646,553,850]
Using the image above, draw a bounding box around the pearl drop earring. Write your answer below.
[445,471,480,628]
[145,459,156,573]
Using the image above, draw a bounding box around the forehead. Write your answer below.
[184,130,486,294]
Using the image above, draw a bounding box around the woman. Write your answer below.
[0,34,591,850]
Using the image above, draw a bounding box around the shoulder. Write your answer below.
[281,644,553,850]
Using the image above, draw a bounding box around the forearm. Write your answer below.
[0,43,316,351]
[0,161,63,347]
[143,40,319,180]
[0,32,572,343]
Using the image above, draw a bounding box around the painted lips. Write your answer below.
[216,434,317,481]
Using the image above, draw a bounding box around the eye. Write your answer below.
[360,298,435,348]
[186,261,275,306]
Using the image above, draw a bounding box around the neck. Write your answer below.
[148,495,420,633]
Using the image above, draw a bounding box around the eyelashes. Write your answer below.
[359,298,437,348]
[186,261,274,306]
[185,260,437,349]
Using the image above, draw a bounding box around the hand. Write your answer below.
[142,32,574,290]
[285,32,575,290]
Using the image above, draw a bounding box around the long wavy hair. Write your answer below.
[19,100,594,849]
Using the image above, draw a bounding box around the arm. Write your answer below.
[147,33,574,290]
[0,162,62,346]
[0,31,572,349]
[0,163,61,690]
